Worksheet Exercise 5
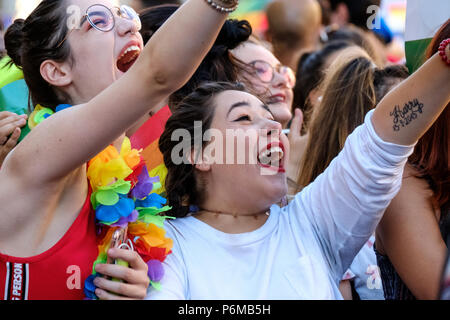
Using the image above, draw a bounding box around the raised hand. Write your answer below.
[0,111,27,167]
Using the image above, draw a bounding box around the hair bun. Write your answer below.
[5,19,26,67]
[216,19,252,50]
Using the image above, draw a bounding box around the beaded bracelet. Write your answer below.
[204,0,239,13]
[438,38,450,66]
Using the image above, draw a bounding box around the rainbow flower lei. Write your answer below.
[83,136,175,299]
[29,104,174,299]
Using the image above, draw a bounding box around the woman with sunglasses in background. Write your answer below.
[0,0,236,300]
[167,29,296,129]
[231,37,296,129]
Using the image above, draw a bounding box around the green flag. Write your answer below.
[405,0,450,73]
[0,56,31,141]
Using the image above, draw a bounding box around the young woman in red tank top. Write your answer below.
[0,0,235,300]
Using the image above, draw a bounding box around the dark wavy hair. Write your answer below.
[138,5,252,110]
[169,19,252,109]
[4,0,72,111]
[139,4,180,45]
[159,81,246,218]
[140,0,180,8]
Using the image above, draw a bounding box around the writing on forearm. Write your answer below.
[390,99,424,131]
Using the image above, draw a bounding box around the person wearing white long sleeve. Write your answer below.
[151,42,450,299]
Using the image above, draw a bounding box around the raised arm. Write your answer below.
[371,50,450,146]
[289,44,449,280]
[3,0,231,182]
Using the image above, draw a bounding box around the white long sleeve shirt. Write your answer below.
[147,110,414,300]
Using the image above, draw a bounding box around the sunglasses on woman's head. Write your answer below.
[56,4,141,48]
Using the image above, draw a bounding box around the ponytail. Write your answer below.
[4,0,71,111]
[4,19,25,67]
[169,19,252,109]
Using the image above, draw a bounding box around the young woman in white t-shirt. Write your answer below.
[149,45,450,299]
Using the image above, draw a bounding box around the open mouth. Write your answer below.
[117,44,141,73]
[257,142,285,173]
[267,93,286,104]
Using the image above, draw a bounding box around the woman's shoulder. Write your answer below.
[164,215,203,240]
[375,163,442,255]
[378,163,440,237]
[401,164,438,215]
[401,163,431,190]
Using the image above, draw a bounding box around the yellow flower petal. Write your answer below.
[120,137,142,169]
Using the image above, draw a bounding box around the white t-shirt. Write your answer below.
[147,110,414,300]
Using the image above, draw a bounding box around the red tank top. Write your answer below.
[0,192,98,300]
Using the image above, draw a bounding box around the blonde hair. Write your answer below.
[297,47,377,189]
[296,46,409,190]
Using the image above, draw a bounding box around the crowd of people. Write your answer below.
[0,0,448,300]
